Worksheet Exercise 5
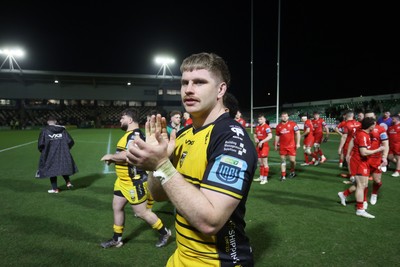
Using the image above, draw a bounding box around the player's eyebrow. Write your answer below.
[181,78,208,85]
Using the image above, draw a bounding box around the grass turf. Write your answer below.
[0,128,399,266]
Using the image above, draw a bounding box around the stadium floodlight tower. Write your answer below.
[0,48,24,71]
[155,56,175,79]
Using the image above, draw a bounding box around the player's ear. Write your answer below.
[217,82,227,100]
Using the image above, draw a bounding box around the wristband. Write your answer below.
[153,160,177,185]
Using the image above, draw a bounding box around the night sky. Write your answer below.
[0,1,399,109]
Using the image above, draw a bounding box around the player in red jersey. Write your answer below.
[356,111,365,122]
[235,110,246,128]
[300,114,314,166]
[388,114,400,177]
[366,111,388,204]
[254,114,273,184]
[335,113,347,168]
[310,111,329,165]
[338,110,362,178]
[338,117,384,218]
[338,111,389,207]
[275,112,300,181]
[183,112,193,127]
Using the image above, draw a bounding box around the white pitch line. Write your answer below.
[0,141,36,153]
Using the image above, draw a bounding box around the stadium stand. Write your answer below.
[0,69,181,129]
[0,66,398,131]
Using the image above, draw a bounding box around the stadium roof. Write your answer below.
[0,69,182,87]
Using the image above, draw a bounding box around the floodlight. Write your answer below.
[155,56,175,65]
[0,47,25,71]
[155,56,175,79]
[0,48,24,57]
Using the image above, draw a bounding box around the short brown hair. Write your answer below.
[180,52,231,88]
[170,110,182,118]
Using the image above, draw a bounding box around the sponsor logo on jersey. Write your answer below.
[231,126,245,137]
[185,139,195,145]
[208,155,247,190]
[279,128,290,134]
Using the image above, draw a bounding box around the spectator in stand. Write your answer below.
[235,110,246,128]
[183,111,192,127]
[14,119,20,130]
[388,114,400,177]
[311,111,329,165]
[275,112,301,181]
[377,110,392,130]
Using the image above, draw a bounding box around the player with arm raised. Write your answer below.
[126,52,257,266]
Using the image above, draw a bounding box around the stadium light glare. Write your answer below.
[155,55,175,79]
[0,47,25,71]
[155,56,175,65]
[0,48,24,57]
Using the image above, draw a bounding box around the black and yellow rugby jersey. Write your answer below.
[115,128,145,182]
[171,113,257,266]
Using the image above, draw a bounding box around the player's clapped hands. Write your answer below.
[126,114,175,171]
[145,114,168,145]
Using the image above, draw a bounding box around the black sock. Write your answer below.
[113,233,122,241]
[158,227,168,236]
[50,177,57,189]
